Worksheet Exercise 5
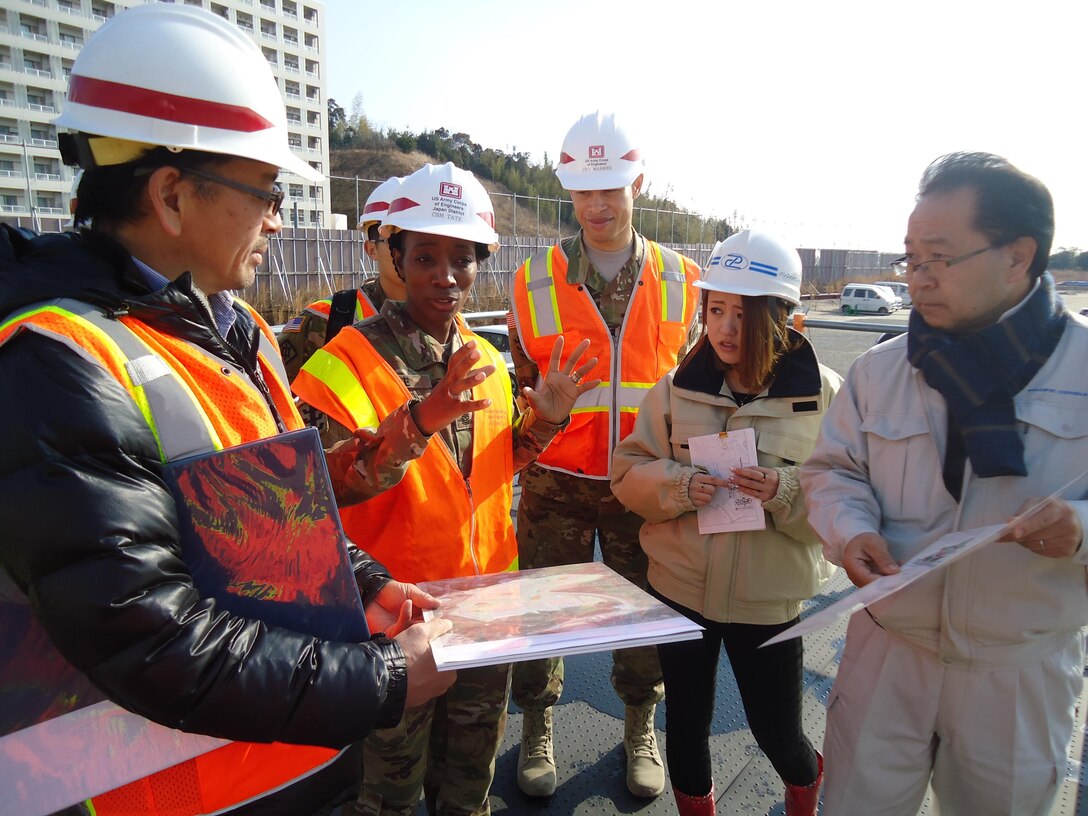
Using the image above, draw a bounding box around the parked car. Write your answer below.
[873,280,912,307]
[839,284,900,315]
[472,324,516,375]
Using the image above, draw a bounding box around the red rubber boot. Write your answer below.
[673,783,715,816]
[784,751,823,816]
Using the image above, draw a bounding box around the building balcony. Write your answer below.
[34,172,62,181]
[27,103,55,113]
[28,138,57,148]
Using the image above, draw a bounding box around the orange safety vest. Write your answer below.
[304,289,379,324]
[510,238,699,478]
[0,298,346,816]
[292,324,518,584]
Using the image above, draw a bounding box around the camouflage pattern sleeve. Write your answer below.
[510,404,567,473]
[328,401,431,507]
[677,303,703,364]
[277,307,329,384]
[506,309,540,392]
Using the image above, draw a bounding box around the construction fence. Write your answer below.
[243,224,903,320]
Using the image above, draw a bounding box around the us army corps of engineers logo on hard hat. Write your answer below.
[432,181,466,221]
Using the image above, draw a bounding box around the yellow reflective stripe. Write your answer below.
[474,336,513,417]
[618,381,654,414]
[569,382,611,414]
[306,346,380,429]
[524,249,564,338]
[655,243,669,323]
[544,248,563,335]
[2,305,172,461]
[524,254,541,338]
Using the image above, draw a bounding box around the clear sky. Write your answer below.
[322,0,1086,254]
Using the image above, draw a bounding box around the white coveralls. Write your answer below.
[801,323,1088,816]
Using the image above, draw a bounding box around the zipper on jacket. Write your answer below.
[188,294,288,434]
[436,431,482,576]
[465,477,480,575]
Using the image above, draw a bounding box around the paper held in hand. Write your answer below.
[419,562,704,671]
[687,428,766,534]
[761,522,1007,648]
[762,468,1088,648]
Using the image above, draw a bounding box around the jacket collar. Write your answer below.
[673,328,823,401]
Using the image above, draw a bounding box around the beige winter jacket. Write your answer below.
[612,336,842,625]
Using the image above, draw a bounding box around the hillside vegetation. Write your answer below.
[327,98,732,243]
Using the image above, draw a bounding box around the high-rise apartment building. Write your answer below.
[0,0,329,232]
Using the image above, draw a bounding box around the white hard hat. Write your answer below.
[555,111,645,191]
[696,229,803,306]
[358,176,405,230]
[381,163,498,251]
[53,4,322,182]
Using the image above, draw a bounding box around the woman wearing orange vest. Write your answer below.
[293,163,598,816]
[0,7,454,815]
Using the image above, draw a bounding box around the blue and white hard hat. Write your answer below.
[696,228,802,306]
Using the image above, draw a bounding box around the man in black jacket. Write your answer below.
[0,6,453,815]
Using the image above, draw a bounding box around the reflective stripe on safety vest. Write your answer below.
[0,298,300,460]
[0,296,331,816]
[293,323,517,584]
[304,289,379,323]
[511,238,699,478]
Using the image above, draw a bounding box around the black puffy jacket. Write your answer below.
[0,226,406,810]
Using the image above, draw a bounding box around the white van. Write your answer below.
[839,284,899,315]
[873,280,912,307]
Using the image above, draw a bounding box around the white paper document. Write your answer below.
[761,522,1010,647]
[687,428,766,534]
[419,563,703,671]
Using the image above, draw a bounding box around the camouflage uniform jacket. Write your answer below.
[278,276,393,384]
[328,300,566,505]
[280,276,394,447]
[508,229,701,499]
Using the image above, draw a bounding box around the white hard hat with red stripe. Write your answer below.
[554,111,645,191]
[696,229,803,306]
[380,163,498,251]
[53,4,323,182]
[358,176,405,230]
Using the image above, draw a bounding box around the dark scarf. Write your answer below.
[906,273,1067,479]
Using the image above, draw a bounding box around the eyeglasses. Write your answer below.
[184,167,285,216]
[890,245,996,276]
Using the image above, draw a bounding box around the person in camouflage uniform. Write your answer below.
[507,112,702,800]
[278,176,406,446]
[293,163,600,816]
